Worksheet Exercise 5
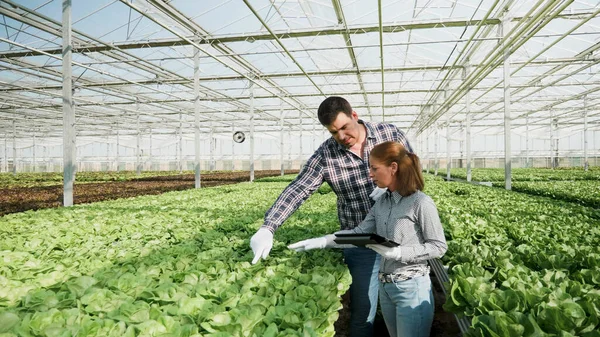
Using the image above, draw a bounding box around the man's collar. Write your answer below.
[359,120,376,139]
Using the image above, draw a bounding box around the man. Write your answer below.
[250,96,413,337]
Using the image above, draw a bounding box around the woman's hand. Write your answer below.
[366,244,402,260]
[288,234,336,252]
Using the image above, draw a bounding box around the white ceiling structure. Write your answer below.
[0,0,599,142]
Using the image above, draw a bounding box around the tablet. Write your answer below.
[334,233,399,247]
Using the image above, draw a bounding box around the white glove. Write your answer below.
[366,244,402,260]
[288,234,336,252]
[250,228,273,264]
[369,187,387,201]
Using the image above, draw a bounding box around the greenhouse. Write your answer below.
[1,0,599,336]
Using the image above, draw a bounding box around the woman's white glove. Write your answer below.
[288,234,336,252]
[366,244,402,260]
[250,228,273,264]
[369,187,388,201]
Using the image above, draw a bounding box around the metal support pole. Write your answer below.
[424,129,429,173]
[2,137,6,173]
[12,121,16,175]
[280,100,285,176]
[525,115,529,168]
[446,121,451,180]
[249,82,255,182]
[434,123,439,176]
[288,127,292,169]
[179,112,183,173]
[136,107,141,175]
[116,122,120,172]
[502,13,512,190]
[231,125,235,171]
[32,126,36,173]
[210,122,214,171]
[149,128,152,170]
[194,41,202,187]
[62,0,75,206]
[583,95,588,171]
[553,118,560,168]
[418,135,423,169]
[465,61,472,181]
[299,113,303,169]
[43,145,47,173]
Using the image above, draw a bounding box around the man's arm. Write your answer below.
[250,151,324,264]
[262,153,324,232]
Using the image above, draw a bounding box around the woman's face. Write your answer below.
[369,158,397,190]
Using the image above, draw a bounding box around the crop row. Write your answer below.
[434,167,600,182]
[424,175,600,336]
[0,178,349,337]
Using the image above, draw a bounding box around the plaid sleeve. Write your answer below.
[399,196,447,263]
[262,151,324,232]
[396,126,414,153]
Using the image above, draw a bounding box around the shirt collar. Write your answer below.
[388,190,402,204]
[361,120,377,140]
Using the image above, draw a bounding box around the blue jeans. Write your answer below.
[343,247,381,337]
[379,275,434,337]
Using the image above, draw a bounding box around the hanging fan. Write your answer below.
[233,131,246,143]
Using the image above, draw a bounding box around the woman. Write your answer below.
[288,141,447,337]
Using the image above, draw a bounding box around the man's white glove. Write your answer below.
[369,187,387,201]
[288,234,336,252]
[366,244,402,260]
[250,228,273,264]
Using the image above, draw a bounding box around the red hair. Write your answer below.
[370,141,423,196]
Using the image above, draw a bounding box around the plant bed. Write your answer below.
[0,170,298,216]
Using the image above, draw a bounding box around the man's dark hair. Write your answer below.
[317,96,353,126]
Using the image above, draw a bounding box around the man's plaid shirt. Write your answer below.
[263,120,413,232]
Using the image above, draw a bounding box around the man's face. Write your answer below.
[325,111,361,148]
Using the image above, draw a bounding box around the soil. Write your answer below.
[0,170,298,216]
[0,169,462,336]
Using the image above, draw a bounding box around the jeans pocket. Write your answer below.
[392,277,419,293]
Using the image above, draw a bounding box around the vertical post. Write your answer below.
[288,127,292,169]
[280,100,285,176]
[525,115,529,168]
[2,136,6,173]
[583,95,588,171]
[554,117,559,169]
[32,125,36,173]
[424,129,429,173]
[299,113,303,169]
[231,125,235,171]
[209,122,214,171]
[434,123,439,176]
[445,92,451,181]
[501,12,512,190]
[249,82,255,182]
[13,120,17,175]
[194,41,201,186]
[116,122,120,172]
[418,134,423,169]
[464,61,472,181]
[136,106,141,175]
[62,0,75,206]
[43,145,47,173]
[179,112,183,173]
[148,128,152,171]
